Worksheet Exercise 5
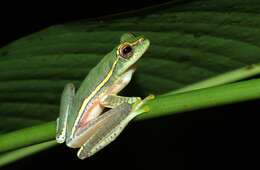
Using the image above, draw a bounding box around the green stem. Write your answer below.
[1,78,260,155]
[0,140,57,167]
[0,121,56,153]
[137,77,260,120]
[165,63,260,95]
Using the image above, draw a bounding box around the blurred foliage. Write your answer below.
[1,0,260,133]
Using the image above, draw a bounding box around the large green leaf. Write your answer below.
[1,0,260,133]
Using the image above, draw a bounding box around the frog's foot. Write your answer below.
[131,94,155,117]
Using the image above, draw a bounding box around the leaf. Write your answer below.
[1,0,260,133]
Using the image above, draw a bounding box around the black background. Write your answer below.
[1,1,258,169]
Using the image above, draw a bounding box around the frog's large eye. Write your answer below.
[119,43,134,59]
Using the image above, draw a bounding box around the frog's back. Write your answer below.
[67,49,118,135]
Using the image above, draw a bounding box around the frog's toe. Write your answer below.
[131,94,155,115]
[143,94,155,101]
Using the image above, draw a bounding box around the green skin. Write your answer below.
[56,33,152,159]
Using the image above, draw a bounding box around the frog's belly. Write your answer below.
[81,99,104,125]
[67,98,104,148]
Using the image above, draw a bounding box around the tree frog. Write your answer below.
[56,33,154,159]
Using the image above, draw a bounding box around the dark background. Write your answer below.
[0,1,170,47]
[1,1,258,169]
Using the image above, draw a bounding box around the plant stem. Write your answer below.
[1,78,260,160]
[165,63,260,95]
[136,78,260,120]
[0,121,56,153]
[0,140,57,167]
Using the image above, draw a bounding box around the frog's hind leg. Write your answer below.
[56,83,75,143]
[77,103,132,159]
[100,94,140,108]
[77,94,155,159]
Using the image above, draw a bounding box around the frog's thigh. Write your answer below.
[100,94,141,108]
[77,103,132,159]
[56,83,75,143]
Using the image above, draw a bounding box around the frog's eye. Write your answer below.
[119,44,134,59]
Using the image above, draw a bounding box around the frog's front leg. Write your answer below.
[77,94,155,159]
[56,83,75,143]
[100,94,141,108]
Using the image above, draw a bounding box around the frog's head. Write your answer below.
[116,32,150,75]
